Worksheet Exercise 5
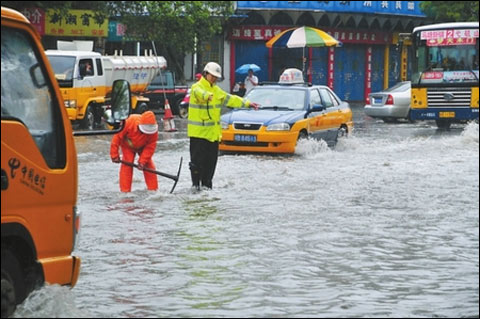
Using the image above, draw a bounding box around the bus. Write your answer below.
[409,22,479,129]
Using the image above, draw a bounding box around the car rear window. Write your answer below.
[386,82,410,93]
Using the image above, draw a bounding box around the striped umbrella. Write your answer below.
[266,26,341,76]
[265,26,341,48]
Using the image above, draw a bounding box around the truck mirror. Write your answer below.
[73,80,131,136]
[110,80,131,122]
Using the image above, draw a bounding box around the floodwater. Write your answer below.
[14,107,479,318]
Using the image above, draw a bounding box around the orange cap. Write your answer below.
[139,111,158,134]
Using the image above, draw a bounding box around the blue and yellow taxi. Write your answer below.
[219,69,354,154]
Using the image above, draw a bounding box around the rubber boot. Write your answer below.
[189,162,201,191]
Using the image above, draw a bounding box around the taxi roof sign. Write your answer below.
[279,68,304,84]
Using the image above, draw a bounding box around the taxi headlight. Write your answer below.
[221,121,229,130]
[267,123,290,131]
[64,100,77,108]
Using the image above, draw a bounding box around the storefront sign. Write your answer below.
[237,1,425,17]
[231,26,390,44]
[327,47,335,89]
[21,8,45,35]
[108,21,127,42]
[231,26,289,40]
[365,47,372,98]
[45,9,108,37]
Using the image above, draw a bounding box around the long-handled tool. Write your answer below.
[119,157,182,193]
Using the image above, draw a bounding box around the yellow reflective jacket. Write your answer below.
[188,77,252,142]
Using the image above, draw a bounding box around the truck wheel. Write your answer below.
[80,104,95,130]
[178,104,188,119]
[171,100,180,116]
[1,249,26,318]
[136,103,148,114]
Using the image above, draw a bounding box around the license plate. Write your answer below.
[234,134,257,143]
[439,111,455,118]
[374,98,382,104]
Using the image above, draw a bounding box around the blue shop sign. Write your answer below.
[236,1,426,17]
[108,20,127,42]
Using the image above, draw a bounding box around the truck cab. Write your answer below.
[1,7,131,317]
[46,48,166,130]
[46,50,107,129]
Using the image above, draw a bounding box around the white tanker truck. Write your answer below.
[46,47,166,129]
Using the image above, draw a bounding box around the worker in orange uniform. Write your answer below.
[110,111,159,192]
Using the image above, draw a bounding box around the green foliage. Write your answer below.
[1,1,232,54]
[2,1,234,79]
[420,1,479,22]
[107,1,233,54]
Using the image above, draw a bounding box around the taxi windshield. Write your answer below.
[247,87,306,111]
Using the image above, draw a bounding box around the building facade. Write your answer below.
[224,1,427,101]
[20,1,428,102]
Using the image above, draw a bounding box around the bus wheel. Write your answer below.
[435,119,451,130]
[1,249,26,318]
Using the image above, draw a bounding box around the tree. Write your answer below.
[420,1,479,22]
[2,1,234,81]
[108,1,234,81]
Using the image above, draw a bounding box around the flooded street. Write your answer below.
[14,106,479,318]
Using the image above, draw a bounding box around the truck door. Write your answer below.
[1,24,77,284]
[77,58,103,106]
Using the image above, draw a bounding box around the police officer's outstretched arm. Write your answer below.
[216,87,257,110]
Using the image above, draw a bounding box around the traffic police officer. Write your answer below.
[188,62,258,190]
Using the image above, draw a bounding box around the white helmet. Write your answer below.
[203,62,222,78]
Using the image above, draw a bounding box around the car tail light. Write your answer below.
[386,94,394,105]
[366,96,370,104]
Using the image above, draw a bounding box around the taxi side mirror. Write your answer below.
[310,104,326,112]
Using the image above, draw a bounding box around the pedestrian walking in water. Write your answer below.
[110,111,159,192]
[188,62,258,190]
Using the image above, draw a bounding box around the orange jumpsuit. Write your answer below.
[110,114,158,192]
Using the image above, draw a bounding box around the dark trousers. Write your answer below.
[189,137,219,189]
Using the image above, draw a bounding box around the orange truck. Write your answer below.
[1,7,131,317]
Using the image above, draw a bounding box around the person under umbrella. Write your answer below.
[244,69,258,95]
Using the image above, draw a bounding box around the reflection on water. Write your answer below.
[14,116,479,318]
